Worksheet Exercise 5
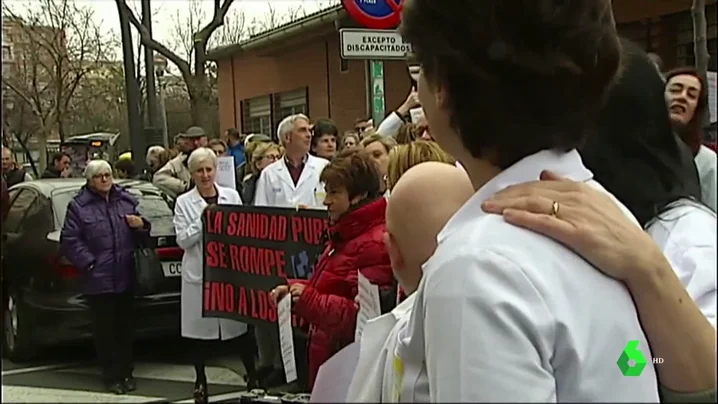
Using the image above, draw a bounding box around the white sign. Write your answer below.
[215,156,236,190]
[354,272,382,341]
[340,28,413,60]
[277,293,297,383]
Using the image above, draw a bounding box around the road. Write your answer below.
[1,337,251,403]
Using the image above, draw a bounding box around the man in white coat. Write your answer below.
[346,162,473,402]
[396,0,659,401]
[252,114,329,386]
[253,114,329,208]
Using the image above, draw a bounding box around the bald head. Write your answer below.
[385,162,473,294]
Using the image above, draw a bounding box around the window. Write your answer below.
[275,88,308,121]
[2,45,12,60]
[242,95,272,135]
[674,5,717,71]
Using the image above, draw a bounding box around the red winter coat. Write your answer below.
[290,197,394,390]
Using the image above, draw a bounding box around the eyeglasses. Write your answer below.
[93,173,112,180]
[263,154,280,161]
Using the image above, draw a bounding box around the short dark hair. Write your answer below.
[320,149,382,201]
[226,128,240,140]
[581,39,702,227]
[115,159,136,177]
[311,119,338,148]
[52,151,70,163]
[400,0,622,169]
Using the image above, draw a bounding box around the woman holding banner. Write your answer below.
[173,147,256,404]
[270,149,396,391]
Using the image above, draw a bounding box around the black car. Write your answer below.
[2,179,183,362]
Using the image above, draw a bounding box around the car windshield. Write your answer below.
[52,187,176,237]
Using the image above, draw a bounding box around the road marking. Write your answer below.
[174,390,248,403]
[1,361,89,377]
[2,385,162,403]
[62,362,246,386]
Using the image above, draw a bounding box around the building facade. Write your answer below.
[211,0,717,138]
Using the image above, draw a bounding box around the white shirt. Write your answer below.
[646,201,717,327]
[694,145,717,212]
[253,154,329,208]
[399,149,660,402]
[346,293,416,402]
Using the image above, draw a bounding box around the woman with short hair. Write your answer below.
[208,139,228,157]
[342,132,360,151]
[60,159,150,395]
[269,149,395,391]
[243,142,282,205]
[173,147,253,403]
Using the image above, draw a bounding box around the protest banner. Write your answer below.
[202,205,329,327]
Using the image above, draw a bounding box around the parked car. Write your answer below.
[2,179,183,362]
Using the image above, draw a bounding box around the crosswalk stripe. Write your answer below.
[60,362,247,386]
[1,361,90,377]
[1,385,163,403]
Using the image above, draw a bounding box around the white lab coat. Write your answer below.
[646,201,717,327]
[253,155,329,208]
[346,293,416,402]
[398,150,659,402]
[694,145,717,212]
[174,185,248,340]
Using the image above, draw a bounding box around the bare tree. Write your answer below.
[116,0,236,130]
[692,0,711,126]
[2,0,111,170]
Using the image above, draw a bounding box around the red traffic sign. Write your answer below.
[342,0,404,30]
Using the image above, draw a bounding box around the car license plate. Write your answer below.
[162,262,182,277]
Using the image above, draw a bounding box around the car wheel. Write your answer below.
[3,290,36,362]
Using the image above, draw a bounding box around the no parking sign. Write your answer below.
[342,0,404,29]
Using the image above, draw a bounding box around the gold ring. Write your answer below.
[551,201,560,217]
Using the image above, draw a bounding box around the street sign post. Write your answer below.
[370,60,385,125]
[341,0,405,125]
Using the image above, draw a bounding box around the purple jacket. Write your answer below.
[60,185,150,295]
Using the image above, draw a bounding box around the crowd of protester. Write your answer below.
[2,0,717,402]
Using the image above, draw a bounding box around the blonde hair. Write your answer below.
[386,141,456,190]
[249,142,282,176]
[360,133,396,153]
[394,123,422,144]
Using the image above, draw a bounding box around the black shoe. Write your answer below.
[105,380,126,395]
[193,379,208,404]
[123,376,136,392]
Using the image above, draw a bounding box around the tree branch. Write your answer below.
[197,0,235,43]
[116,0,192,81]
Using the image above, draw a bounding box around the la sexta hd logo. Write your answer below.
[617,340,662,376]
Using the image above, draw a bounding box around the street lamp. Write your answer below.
[153,54,169,147]
[154,54,167,77]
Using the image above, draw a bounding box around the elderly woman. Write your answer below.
[360,134,397,194]
[270,149,395,390]
[60,159,150,395]
[173,147,253,403]
[242,142,282,204]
